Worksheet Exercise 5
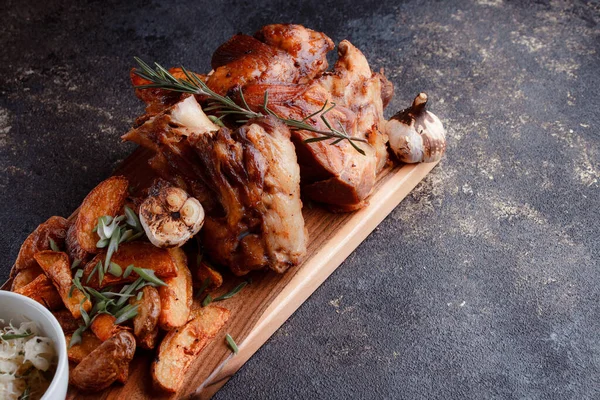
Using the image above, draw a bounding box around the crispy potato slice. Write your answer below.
[11,265,44,291]
[34,250,91,318]
[82,242,178,289]
[90,314,130,342]
[194,260,223,291]
[131,286,161,349]
[66,223,90,265]
[70,331,136,392]
[53,309,81,334]
[12,216,69,275]
[75,176,129,253]
[14,274,63,310]
[152,305,230,392]
[66,331,102,363]
[158,248,193,331]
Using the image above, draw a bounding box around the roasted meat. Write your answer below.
[124,97,307,275]
[206,26,392,211]
[208,24,334,96]
[188,116,307,275]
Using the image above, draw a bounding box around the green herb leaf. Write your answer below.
[136,291,144,301]
[98,260,105,285]
[202,294,212,307]
[108,262,123,277]
[80,306,90,326]
[1,331,33,341]
[225,333,239,354]
[123,264,134,279]
[48,238,60,252]
[105,226,121,269]
[69,326,86,348]
[124,206,142,232]
[126,231,144,242]
[113,304,139,325]
[133,267,167,287]
[195,278,210,298]
[120,228,134,243]
[71,259,81,270]
[86,261,101,284]
[213,281,248,302]
[96,238,109,248]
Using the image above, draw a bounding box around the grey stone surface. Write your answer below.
[1,0,599,399]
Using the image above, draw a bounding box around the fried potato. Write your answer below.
[75,176,129,253]
[12,216,69,275]
[53,309,81,334]
[90,314,130,342]
[70,331,136,392]
[82,242,178,289]
[66,223,90,265]
[152,305,230,392]
[66,331,102,363]
[34,250,91,318]
[130,286,161,349]
[194,260,223,291]
[14,274,63,310]
[11,265,44,291]
[158,248,193,331]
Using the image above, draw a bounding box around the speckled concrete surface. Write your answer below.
[1,0,599,399]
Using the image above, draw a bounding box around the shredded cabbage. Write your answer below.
[0,320,56,400]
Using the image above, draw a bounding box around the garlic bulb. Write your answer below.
[385,93,446,163]
[139,186,205,248]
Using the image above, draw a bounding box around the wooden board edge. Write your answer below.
[196,160,439,399]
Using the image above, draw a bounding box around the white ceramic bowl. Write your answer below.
[0,290,68,400]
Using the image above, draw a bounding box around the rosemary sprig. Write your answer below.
[213,281,248,302]
[133,58,366,155]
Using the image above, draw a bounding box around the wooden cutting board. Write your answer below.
[3,147,439,399]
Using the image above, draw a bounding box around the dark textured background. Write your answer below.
[1,0,599,399]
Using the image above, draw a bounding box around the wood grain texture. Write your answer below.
[3,147,438,399]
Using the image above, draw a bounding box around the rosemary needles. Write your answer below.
[132,57,366,155]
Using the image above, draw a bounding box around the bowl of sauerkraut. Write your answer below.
[0,290,68,400]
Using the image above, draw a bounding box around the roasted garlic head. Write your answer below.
[386,93,446,163]
[139,186,205,248]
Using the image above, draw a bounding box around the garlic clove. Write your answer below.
[385,93,446,163]
[139,186,205,248]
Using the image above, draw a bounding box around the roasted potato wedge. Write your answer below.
[53,309,81,334]
[14,274,63,310]
[70,331,136,392]
[82,242,178,288]
[66,223,90,265]
[67,331,102,363]
[131,286,161,349]
[152,305,230,392]
[34,250,91,318]
[75,176,129,253]
[11,264,44,291]
[158,248,193,331]
[90,314,129,342]
[194,260,223,291]
[12,216,69,275]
